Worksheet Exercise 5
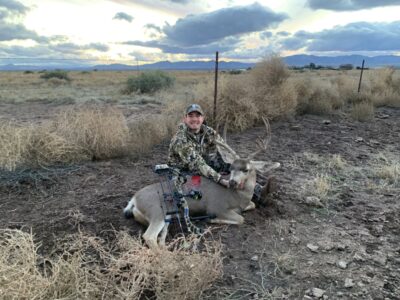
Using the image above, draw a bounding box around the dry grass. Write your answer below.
[270,250,296,276]
[0,229,223,300]
[305,173,332,199]
[372,152,400,186]
[28,125,88,167]
[54,105,130,159]
[251,56,298,119]
[215,76,258,131]
[0,122,32,171]
[294,77,339,115]
[0,105,174,170]
[326,154,347,170]
[128,114,177,157]
[251,55,289,87]
[351,101,375,122]
[1,67,399,171]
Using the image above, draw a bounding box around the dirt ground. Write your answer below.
[0,104,399,299]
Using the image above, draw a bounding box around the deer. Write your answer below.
[123,118,280,249]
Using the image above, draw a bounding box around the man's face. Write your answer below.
[183,111,204,133]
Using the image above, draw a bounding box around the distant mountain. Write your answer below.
[93,60,253,70]
[1,55,399,71]
[283,54,400,68]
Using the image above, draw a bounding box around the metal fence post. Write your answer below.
[358,59,365,93]
[213,51,219,122]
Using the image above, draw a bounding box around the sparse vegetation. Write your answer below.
[1,66,399,299]
[307,173,332,199]
[40,70,71,81]
[351,101,375,122]
[125,70,175,94]
[0,229,222,300]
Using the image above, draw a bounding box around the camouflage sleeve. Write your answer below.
[171,139,221,183]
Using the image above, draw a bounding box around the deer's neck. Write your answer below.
[231,172,256,208]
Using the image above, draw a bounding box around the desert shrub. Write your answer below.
[128,114,176,157]
[54,105,130,160]
[125,70,175,94]
[250,56,297,119]
[294,78,337,115]
[0,122,88,171]
[40,70,71,81]
[0,105,174,170]
[0,122,32,171]
[251,55,289,88]
[24,70,34,74]
[27,126,88,167]
[215,76,258,131]
[0,229,222,300]
[331,75,358,103]
[228,69,242,75]
[351,101,374,122]
[251,80,298,119]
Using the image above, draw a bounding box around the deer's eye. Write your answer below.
[243,169,249,173]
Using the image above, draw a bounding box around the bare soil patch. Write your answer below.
[1,105,399,299]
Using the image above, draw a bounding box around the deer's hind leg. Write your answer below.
[142,220,166,249]
[158,222,169,247]
[208,210,244,225]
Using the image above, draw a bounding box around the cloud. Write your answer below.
[0,42,109,60]
[123,2,287,56]
[50,42,110,53]
[165,0,190,3]
[162,2,288,47]
[144,23,162,33]
[124,36,240,54]
[113,12,133,22]
[280,21,400,52]
[306,0,400,11]
[259,31,273,40]
[0,21,48,42]
[0,0,29,14]
[277,31,290,37]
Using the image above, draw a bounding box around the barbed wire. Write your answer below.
[0,165,82,192]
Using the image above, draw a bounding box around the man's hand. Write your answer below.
[219,178,230,188]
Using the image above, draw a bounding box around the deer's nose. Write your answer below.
[229,179,237,188]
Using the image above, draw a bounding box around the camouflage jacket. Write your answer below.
[168,123,228,183]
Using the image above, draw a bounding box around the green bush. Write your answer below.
[40,70,71,81]
[125,70,175,94]
[228,69,242,75]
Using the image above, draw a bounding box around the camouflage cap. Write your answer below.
[185,103,204,115]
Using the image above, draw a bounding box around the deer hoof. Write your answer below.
[123,208,133,219]
[265,176,278,194]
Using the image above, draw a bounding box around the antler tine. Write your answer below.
[222,117,228,143]
[247,116,271,160]
[215,118,240,160]
[215,140,240,159]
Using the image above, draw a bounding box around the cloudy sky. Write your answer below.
[1,0,400,66]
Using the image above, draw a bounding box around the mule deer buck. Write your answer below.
[123,118,280,248]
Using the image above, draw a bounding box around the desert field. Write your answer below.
[0,61,399,299]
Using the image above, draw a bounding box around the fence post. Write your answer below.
[213,51,219,122]
[358,59,365,93]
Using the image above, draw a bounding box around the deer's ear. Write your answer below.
[216,145,236,164]
[250,161,280,173]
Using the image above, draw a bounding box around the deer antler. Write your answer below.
[214,118,240,161]
[214,139,240,160]
[247,116,271,160]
